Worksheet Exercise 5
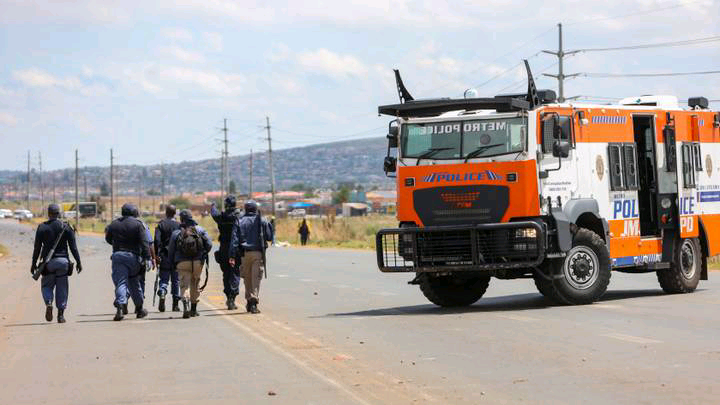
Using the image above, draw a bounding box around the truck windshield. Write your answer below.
[401,117,526,160]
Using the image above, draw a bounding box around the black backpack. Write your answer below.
[178,226,202,257]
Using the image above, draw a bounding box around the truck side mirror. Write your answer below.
[384,156,397,174]
[552,140,571,158]
[387,122,399,148]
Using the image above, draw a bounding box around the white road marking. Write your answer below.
[201,297,373,405]
[299,278,316,282]
[333,284,351,289]
[602,333,662,344]
[275,274,290,278]
[370,291,398,297]
[592,304,623,309]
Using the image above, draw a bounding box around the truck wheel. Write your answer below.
[533,259,569,305]
[535,228,611,305]
[657,237,701,293]
[418,273,490,307]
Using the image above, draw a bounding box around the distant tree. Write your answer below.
[304,190,316,198]
[290,183,306,192]
[99,181,110,197]
[169,196,191,210]
[228,180,237,195]
[146,189,161,196]
[332,185,351,205]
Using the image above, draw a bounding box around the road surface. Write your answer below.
[1,219,719,404]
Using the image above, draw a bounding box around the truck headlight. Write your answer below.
[515,228,537,239]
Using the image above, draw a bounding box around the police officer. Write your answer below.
[229,200,273,314]
[31,204,82,323]
[154,204,181,312]
[131,206,156,297]
[105,203,151,321]
[210,196,242,310]
[167,210,212,319]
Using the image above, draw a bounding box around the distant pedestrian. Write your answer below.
[298,218,310,246]
[167,210,212,319]
[229,200,273,314]
[154,204,181,312]
[105,203,151,321]
[210,196,242,310]
[31,204,82,323]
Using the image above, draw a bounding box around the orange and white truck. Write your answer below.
[376,61,720,306]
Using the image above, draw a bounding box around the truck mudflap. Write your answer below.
[376,221,545,273]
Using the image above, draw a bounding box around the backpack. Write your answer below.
[177,226,202,257]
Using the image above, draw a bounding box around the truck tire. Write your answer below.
[418,273,490,307]
[657,237,701,293]
[534,228,611,305]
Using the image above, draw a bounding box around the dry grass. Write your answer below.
[274,215,397,249]
[0,243,8,258]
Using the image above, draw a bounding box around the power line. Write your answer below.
[582,70,720,78]
[572,35,720,53]
[565,0,705,26]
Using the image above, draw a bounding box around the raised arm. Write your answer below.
[210,203,222,224]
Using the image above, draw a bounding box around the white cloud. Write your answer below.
[12,67,109,96]
[162,45,205,63]
[202,32,223,52]
[266,43,291,62]
[0,112,18,127]
[297,49,368,79]
[163,27,193,41]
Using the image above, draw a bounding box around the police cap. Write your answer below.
[179,209,193,223]
[121,203,137,217]
[47,203,60,217]
[244,200,258,213]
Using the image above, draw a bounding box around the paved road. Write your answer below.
[1,219,719,404]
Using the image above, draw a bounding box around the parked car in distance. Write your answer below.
[288,208,306,218]
[13,209,33,220]
[0,209,12,218]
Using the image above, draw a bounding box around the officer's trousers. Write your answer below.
[177,260,203,303]
[111,252,144,307]
[240,251,263,302]
[41,258,69,309]
[218,249,240,299]
[158,264,180,298]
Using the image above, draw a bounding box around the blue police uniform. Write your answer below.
[210,203,242,308]
[154,216,181,311]
[105,204,151,320]
[31,216,81,323]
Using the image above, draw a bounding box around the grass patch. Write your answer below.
[273,215,397,249]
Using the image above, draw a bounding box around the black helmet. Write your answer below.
[47,203,60,217]
[179,209,193,223]
[224,195,236,210]
[244,200,258,213]
[165,204,176,218]
[121,203,137,217]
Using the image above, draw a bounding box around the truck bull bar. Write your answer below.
[376,221,545,273]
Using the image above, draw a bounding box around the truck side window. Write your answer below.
[608,144,625,191]
[541,115,573,154]
[682,143,696,188]
[692,142,702,172]
[623,144,639,190]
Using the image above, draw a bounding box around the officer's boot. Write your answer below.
[248,298,260,314]
[190,302,199,317]
[172,297,180,312]
[225,296,232,310]
[114,305,124,321]
[229,295,237,310]
[136,305,148,319]
[158,291,166,313]
[57,308,66,323]
[122,303,129,315]
[182,299,190,319]
[44,304,53,322]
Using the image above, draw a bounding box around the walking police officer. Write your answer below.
[105,203,151,321]
[210,196,242,310]
[31,204,82,323]
[229,200,273,314]
[167,210,212,319]
[154,204,181,312]
[132,206,156,297]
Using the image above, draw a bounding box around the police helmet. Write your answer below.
[179,209,193,223]
[47,203,60,217]
[121,203,137,217]
[165,204,177,218]
[224,195,237,210]
[244,200,258,213]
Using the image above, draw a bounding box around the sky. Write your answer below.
[0,0,718,171]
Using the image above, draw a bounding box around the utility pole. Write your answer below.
[38,151,44,215]
[265,116,276,217]
[26,150,31,212]
[161,162,166,210]
[249,149,253,199]
[83,172,88,201]
[110,148,114,220]
[542,23,580,103]
[222,118,229,209]
[75,149,79,229]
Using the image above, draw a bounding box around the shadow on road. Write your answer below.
[324,288,676,317]
[4,322,54,327]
